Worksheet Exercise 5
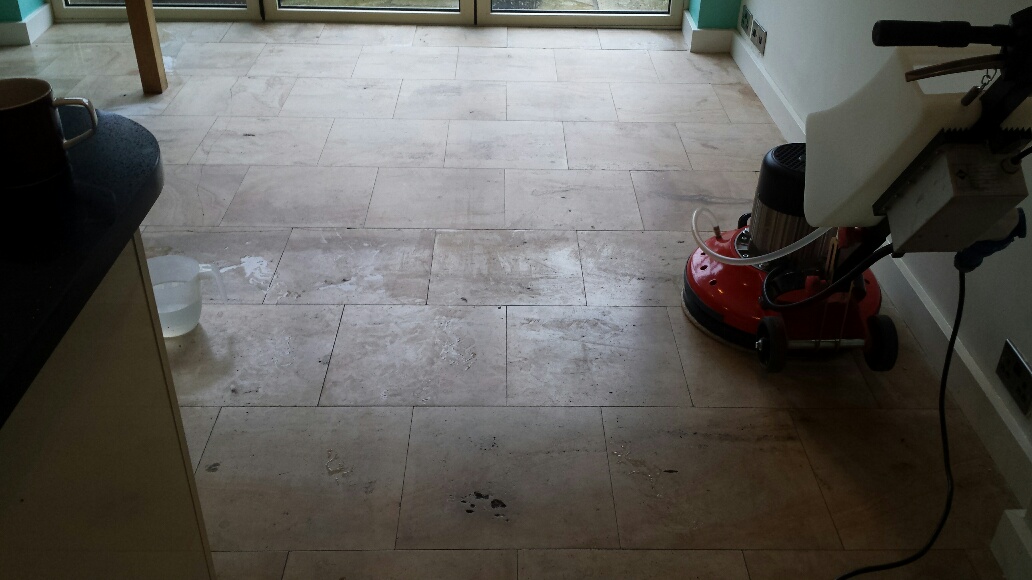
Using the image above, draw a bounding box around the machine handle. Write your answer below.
[872,20,1012,48]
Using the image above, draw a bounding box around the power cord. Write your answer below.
[835,269,966,579]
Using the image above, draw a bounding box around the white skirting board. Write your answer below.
[992,510,1032,579]
[0,3,53,46]
[681,10,734,54]
[730,30,806,143]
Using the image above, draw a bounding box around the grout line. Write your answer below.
[624,169,646,230]
[362,167,380,228]
[390,78,404,119]
[393,406,416,549]
[665,307,695,408]
[575,230,588,306]
[504,305,509,406]
[315,304,347,407]
[787,411,846,551]
[425,229,438,305]
[599,407,623,548]
[263,226,293,305]
[193,406,222,475]
[279,550,290,580]
[559,119,570,170]
[740,550,752,580]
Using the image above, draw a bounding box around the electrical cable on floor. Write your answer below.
[834,269,967,580]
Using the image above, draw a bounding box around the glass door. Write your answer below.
[51,0,260,22]
[266,0,473,25]
[477,0,681,27]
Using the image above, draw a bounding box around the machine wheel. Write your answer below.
[864,314,899,372]
[756,316,789,372]
[738,212,752,229]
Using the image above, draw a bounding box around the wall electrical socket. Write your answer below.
[997,339,1032,415]
[740,5,753,35]
[751,20,767,55]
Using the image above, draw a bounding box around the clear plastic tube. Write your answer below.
[690,207,833,266]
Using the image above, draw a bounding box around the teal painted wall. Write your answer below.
[692,0,740,29]
[688,0,703,24]
[0,0,45,23]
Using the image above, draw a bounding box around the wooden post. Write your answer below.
[125,0,167,94]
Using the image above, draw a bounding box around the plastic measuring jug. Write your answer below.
[146,255,227,338]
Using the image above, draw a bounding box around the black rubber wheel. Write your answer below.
[756,316,789,372]
[738,212,752,229]
[864,314,899,372]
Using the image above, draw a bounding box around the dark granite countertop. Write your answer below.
[0,109,162,427]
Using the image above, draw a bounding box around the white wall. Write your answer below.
[738,0,1032,498]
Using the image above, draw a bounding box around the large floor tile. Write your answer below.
[668,307,878,408]
[396,407,619,549]
[677,122,786,171]
[179,407,219,471]
[158,22,232,45]
[128,115,216,164]
[555,49,657,82]
[446,120,567,169]
[631,170,757,231]
[167,305,341,406]
[322,305,506,406]
[165,76,295,117]
[320,119,448,167]
[283,550,516,579]
[69,74,184,115]
[191,116,333,166]
[506,81,617,122]
[578,230,691,306]
[504,169,641,230]
[248,44,361,78]
[366,167,504,228]
[611,82,728,123]
[38,22,131,44]
[415,25,507,47]
[597,29,686,50]
[317,24,416,45]
[279,77,401,118]
[457,47,557,81]
[649,51,745,84]
[222,166,377,227]
[565,122,691,170]
[0,43,67,77]
[966,548,1006,580]
[713,83,773,124]
[518,549,748,580]
[268,228,435,304]
[792,409,1017,550]
[604,407,840,549]
[506,28,600,49]
[212,552,288,580]
[353,46,457,79]
[221,22,324,44]
[170,43,264,76]
[196,407,411,550]
[856,304,942,409]
[40,43,139,76]
[507,306,689,406]
[744,550,980,580]
[428,230,585,306]
[142,228,290,304]
[143,165,249,227]
[394,79,506,121]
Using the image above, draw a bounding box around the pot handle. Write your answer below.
[54,97,99,150]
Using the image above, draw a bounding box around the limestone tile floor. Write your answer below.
[2,22,1014,580]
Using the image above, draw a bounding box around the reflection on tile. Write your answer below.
[191,116,333,166]
[44,77,86,97]
[428,230,584,306]
[353,46,457,79]
[504,169,641,230]
[280,78,401,118]
[320,119,448,167]
[714,83,773,124]
[396,407,618,549]
[366,167,504,228]
[248,44,361,78]
[158,22,232,45]
[170,43,264,76]
[38,23,131,44]
[41,43,139,76]
[318,24,417,46]
[507,306,689,406]
[597,29,686,50]
[631,170,757,231]
[212,552,289,580]
[284,550,516,579]
[507,28,600,49]
[167,305,341,406]
[604,407,840,549]
[69,74,184,115]
[506,82,617,122]
[394,79,506,121]
[165,76,295,117]
[415,26,507,47]
[668,307,878,408]
[221,22,325,44]
[143,165,249,227]
[196,407,411,550]
[268,228,435,305]
[142,228,290,304]
[322,305,506,406]
[677,123,785,171]
[519,550,749,580]
[555,49,657,82]
[578,231,691,306]
[744,550,980,580]
[179,407,218,471]
[223,166,377,227]
[565,122,691,170]
[611,82,728,123]
[456,48,557,82]
[446,121,567,170]
[649,51,746,84]
[128,115,216,165]
[792,409,1016,550]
